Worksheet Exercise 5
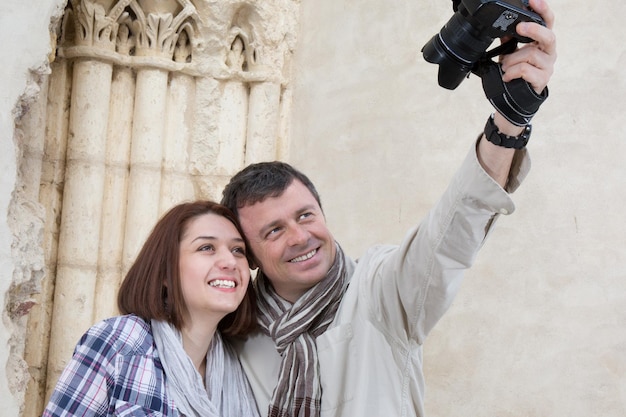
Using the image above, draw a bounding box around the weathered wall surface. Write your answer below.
[1,1,65,415]
[289,0,626,416]
[1,0,625,416]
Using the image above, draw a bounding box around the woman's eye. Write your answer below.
[199,244,215,252]
[232,246,246,256]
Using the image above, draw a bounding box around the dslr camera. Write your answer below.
[422,0,545,90]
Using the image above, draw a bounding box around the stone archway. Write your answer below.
[10,1,299,414]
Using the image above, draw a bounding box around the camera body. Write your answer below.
[422,0,545,90]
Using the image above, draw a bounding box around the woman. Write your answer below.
[43,201,260,417]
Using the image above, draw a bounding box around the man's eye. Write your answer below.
[300,212,313,220]
[267,227,281,237]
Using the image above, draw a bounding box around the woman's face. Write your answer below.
[178,213,250,324]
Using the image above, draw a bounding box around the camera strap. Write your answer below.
[473,41,549,126]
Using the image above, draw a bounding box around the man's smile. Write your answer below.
[289,249,317,263]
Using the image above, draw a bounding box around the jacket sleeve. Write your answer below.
[359,141,530,345]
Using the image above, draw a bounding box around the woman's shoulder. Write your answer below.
[83,314,155,356]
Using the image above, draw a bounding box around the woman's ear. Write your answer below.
[248,257,259,270]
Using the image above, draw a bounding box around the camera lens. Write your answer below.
[422,11,495,89]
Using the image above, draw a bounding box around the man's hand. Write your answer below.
[477,0,557,187]
[501,0,556,96]
[499,0,557,113]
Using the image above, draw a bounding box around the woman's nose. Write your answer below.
[216,249,237,269]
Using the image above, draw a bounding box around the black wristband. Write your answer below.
[484,114,531,149]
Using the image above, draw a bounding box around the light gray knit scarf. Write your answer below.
[151,319,260,417]
[255,243,348,417]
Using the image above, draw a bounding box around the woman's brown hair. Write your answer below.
[117,200,257,337]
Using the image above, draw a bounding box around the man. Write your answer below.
[221,1,557,416]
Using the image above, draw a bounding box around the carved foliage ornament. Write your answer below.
[66,0,197,59]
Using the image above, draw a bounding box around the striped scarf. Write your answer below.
[255,243,348,417]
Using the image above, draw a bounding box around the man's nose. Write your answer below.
[287,224,309,246]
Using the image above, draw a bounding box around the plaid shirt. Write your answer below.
[43,315,179,417]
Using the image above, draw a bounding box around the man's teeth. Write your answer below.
[290,249,316,263]
[209,280,235,288]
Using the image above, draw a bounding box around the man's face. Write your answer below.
[238,180,336,303]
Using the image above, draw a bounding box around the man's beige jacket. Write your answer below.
[235,142,529,417]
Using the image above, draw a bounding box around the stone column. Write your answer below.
[46,57,113,391]
[218,35,248,172]
[45,0,131,396]
[93,21,135,321]
[94,64,135,321]
[122,4,195,266]
[245,81,281,164]
[161,31,196,211]
[216,80,248,171]
[217,38,248,173]
[122,67,168,266]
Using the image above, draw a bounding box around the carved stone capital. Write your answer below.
[68,0,133,50]
[129,0,197,59]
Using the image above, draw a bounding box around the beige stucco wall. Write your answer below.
[1,0,624,416]
[288,0,626,416]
